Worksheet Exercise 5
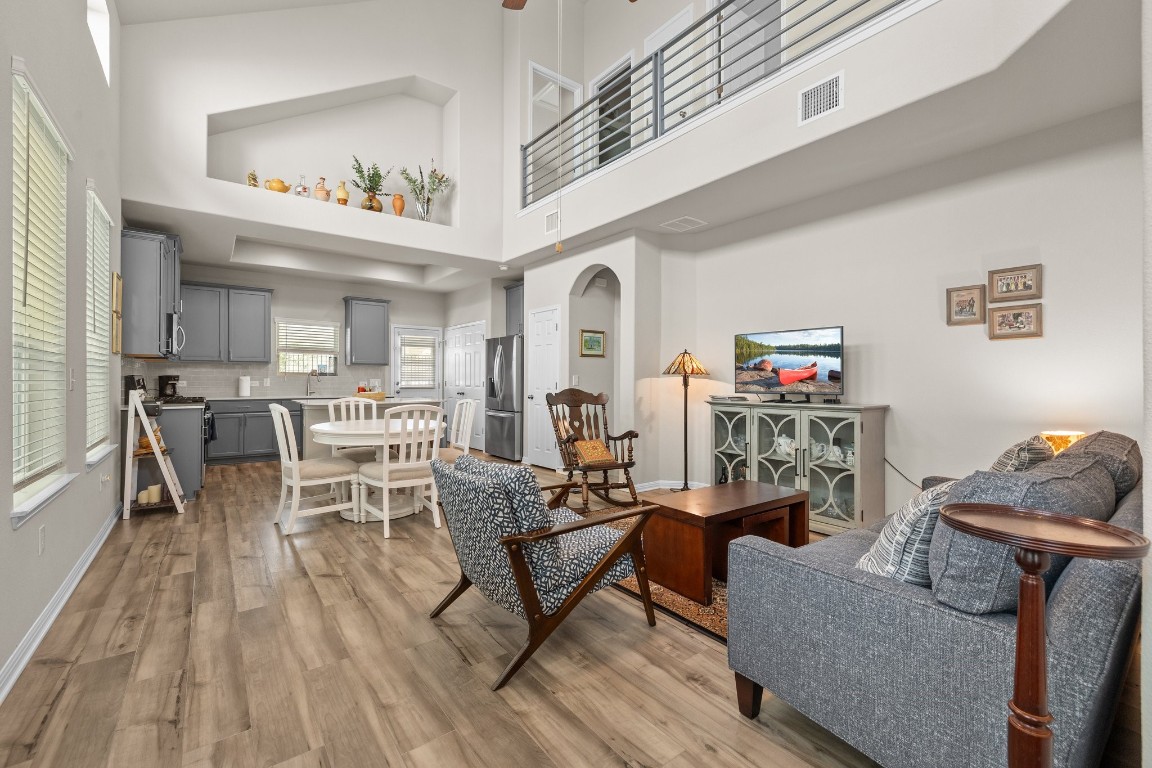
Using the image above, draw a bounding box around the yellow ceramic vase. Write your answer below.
[263,178,290,193]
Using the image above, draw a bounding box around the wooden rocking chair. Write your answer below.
[545,388,640,512]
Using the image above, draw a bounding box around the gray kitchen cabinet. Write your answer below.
[207,399,300,462]
[228,289,273,362]
[505,282,524,335]
[179,284,228,362]
[243,412,278,456]
[207,413,244,459]
[344,297,390,365]
[121,228,183,359]
[122,405,204,500]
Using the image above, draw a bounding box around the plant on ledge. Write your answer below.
[351,155,393,212]
[399,160,453,222]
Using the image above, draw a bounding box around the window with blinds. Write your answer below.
[12,74,70,490]
[86,190,112,450]
[276,318,339,375]
[397,334,438,389]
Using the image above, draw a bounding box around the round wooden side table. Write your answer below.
[939,503,1149,768]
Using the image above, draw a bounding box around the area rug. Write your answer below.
[614,576,728,642]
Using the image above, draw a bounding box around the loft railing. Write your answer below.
[521,0,910,207]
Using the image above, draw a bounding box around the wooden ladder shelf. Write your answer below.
[122,391,185,519]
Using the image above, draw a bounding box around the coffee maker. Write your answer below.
[158,375,180,398]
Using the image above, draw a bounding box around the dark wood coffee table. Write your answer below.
[644,480,809,605]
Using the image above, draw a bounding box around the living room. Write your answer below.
[0,0,1147,766]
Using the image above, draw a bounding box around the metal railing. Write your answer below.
[521,0,910,207]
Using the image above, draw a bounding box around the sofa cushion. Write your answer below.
[857,481,956,586]
[990,435,1054,473]
[929,454,1115,614]
[453,455,551,532]
[1061,431,1142,497]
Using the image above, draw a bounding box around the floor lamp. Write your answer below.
[663,350,708,492]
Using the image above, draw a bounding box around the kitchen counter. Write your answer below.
[120,403,206,410]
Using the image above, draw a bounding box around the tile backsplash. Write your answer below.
[122,357,389,399]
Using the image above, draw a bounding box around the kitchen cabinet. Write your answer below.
[179,284,228,361]
[178,283,272,363]
[711,401,887,534]
[228,289,273,362]
[505,282,524,335]
[207,399,300,463]
[121,228,183,359]
[344,297,390,365]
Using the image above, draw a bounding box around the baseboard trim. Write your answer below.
[635,480,709,492]
[0,502,121,705]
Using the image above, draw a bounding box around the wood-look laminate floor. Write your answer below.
[0,460,1137,767]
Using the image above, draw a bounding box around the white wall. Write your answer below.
[582,0,705,89]
[121,1,504,260]
[207,94,444,221]
[0,0,122,693]
[684,107,1142,511]
[569,269,619,401]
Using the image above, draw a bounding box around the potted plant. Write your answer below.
[351,155,392,212]
[400,160,453,222]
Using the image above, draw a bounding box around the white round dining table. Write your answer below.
[310,417,444,523]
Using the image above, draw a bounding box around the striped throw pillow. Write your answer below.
[857,481,957,586]
[990,435,1054,473]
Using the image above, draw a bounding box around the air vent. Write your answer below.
[545,210,559,233]
[659,216,707,233]
[798,72,843,126]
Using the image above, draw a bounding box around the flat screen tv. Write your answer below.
[735,326,844,396]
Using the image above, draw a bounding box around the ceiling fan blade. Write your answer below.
[502,0,527,9]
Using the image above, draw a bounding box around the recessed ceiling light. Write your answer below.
[498,264,509,271]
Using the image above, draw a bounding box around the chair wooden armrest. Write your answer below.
[539,480,579,510]
[607,430,640,442]
[501,504,658,545]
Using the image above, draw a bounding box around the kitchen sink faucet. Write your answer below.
[306,369,320,397]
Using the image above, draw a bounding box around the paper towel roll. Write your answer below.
[238,376,251,397]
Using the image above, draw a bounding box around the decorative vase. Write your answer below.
[294,174,309,197]
[392,193,405,216]
[414,197,432,222]
[335,181,349,206]
[246,170,258,187]
[313,177,331,202]
[263,178,290,193]
[361,192,383,212]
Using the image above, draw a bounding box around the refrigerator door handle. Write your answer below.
[489,412,514,418]
[493,345,504,401]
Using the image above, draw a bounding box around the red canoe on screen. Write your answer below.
[778,362,818,385]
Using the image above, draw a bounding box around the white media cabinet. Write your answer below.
[709,399,888,534]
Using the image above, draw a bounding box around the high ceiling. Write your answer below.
[116,0,370,26]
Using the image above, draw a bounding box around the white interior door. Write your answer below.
[391,325,442,401]
[444,321,486,451]
[525,306,560,469]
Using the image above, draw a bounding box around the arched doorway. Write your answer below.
[568,265,621,404]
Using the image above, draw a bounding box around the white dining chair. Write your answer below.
[270,404,360,533]
[359,404,445,537]
[327,396,379,463]
[438,398,477,464]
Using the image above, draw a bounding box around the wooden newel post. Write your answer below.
[1008,548,1053,768]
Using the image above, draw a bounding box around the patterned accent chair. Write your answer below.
[430,456,657,690]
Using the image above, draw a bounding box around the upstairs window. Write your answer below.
[12,74,70,490]
[86,189,113,450]
[276,318,339,375]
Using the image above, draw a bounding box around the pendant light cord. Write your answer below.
[555,0,564,253]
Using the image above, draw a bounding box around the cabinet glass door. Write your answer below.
[753,410,799,488]
[804,413,859,531]
[712,408,749,483]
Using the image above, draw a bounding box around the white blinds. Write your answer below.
[12,75,69,489]
[86,191,112,450]
[398,335,438,389]
[276,318,339,374]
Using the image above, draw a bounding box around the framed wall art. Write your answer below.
[946,284,986,326]
[989,303,1043,340]
[579,329,606,358]
[988,264,1042,303]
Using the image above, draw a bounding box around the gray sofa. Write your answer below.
[727,433,1142,768]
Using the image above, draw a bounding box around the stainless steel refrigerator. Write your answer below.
[485,334,523,461]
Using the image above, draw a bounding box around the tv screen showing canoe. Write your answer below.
[735,327,844,395]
